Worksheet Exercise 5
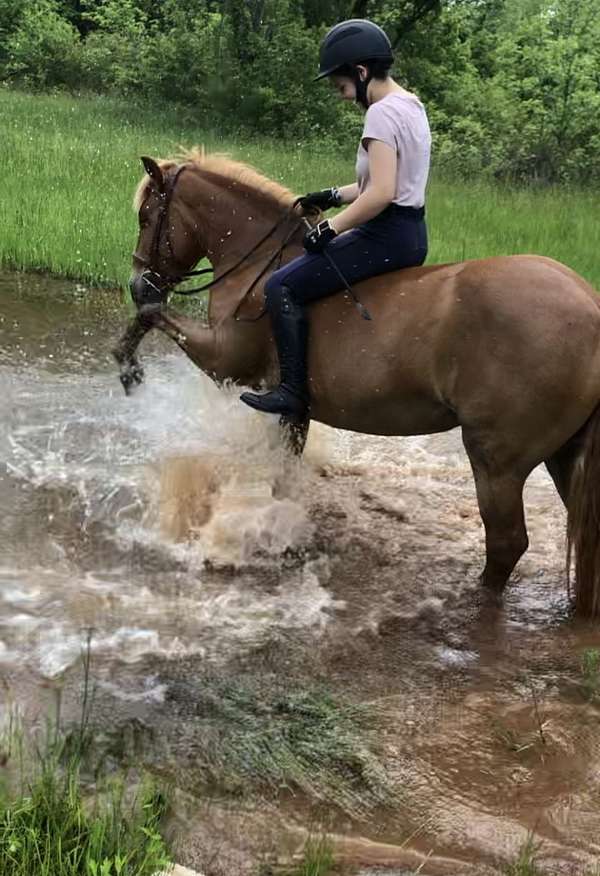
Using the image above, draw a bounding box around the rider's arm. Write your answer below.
[337,183,359,204]
[329,140,396,234]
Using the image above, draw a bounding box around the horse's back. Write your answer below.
[309,253,600,445]
[374,253,597,301]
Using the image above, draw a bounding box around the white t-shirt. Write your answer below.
[355,91,431,208]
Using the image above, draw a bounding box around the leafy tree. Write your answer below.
[4,0,81,87]
[491,0,600,181]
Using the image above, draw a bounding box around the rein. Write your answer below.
[134,164,371,322]
[134,164,305,321]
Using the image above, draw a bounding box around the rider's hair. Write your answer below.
[335,57,393,81]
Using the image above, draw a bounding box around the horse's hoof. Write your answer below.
[119,373,132,396]
[118,360,145,395]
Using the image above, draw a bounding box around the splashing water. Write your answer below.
[0,274,338,684]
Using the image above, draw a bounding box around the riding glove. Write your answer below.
[303,219,338,254]
[298,187,342,211]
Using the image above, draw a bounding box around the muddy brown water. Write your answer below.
[2,271,600,875]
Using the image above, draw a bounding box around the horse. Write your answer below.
[113,148,600,617]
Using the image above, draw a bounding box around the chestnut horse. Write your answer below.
[114,149,600,616]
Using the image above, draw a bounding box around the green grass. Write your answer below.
[0,723,172,875]
[283,836,335,876]
[0,636,172,876]
[260,835,336,876]
[580,648,600,700]
[504,836,541,875]
[2,87,598,290]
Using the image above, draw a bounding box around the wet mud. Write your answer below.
[1,272,600,875]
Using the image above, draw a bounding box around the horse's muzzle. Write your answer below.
[129,270,167,309]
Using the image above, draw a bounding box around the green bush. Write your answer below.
[4,0,82,88]
[78,0,149,94]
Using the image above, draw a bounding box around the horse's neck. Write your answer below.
[185,173,302,326]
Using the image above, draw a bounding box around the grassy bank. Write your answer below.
[0,722,172,875]
[2,87,598,290]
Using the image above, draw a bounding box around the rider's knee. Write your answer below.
[264,274,290,310]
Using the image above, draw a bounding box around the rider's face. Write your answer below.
[329,66,368,102]
[330,75,355,101]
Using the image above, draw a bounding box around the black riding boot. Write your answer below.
[240,286,309,418]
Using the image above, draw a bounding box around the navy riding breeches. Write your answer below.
[265,204,428,306]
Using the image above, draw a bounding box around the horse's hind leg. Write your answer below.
[463,432,529,591]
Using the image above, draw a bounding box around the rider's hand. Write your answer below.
[303,219,338,254]
[297,187,342,212]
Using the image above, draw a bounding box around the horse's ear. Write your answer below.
[141,156,164,191]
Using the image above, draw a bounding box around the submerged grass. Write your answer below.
[165,675,393,819]
[2,87,599,290]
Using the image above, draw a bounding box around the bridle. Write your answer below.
[132,164,306,321]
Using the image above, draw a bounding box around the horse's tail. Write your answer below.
[568,404,600,616]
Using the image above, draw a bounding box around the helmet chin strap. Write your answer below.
[354,66,373,109]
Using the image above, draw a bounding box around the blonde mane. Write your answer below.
[133,146,296,212]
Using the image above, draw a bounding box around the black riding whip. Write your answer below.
[301,217,372,321]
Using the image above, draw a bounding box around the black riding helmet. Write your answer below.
[315,19,393,108]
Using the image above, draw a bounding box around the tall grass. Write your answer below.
[0,754,171,876]
[0,641,172,875]
[2,88,598,290]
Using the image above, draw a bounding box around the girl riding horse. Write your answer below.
[240,19,431,419]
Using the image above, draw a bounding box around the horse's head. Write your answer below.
[129,157,206,310]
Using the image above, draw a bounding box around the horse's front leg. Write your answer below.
[279,416,310,456]
[271,417,310,501]
[112,311,155,395]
